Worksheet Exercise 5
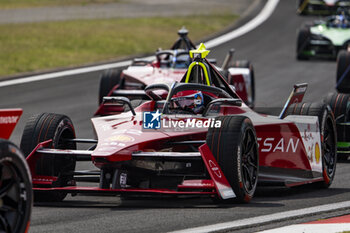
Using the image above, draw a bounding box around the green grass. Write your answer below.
[0,14,237,77]
[0,0,120,9]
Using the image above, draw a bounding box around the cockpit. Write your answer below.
[155,49,191,69]
[144,43,242,116]
[326,9,350,28]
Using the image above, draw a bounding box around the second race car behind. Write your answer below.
[97,28,255,114]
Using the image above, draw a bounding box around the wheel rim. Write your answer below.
[0,160,28,233]
[56,127,76,150]
[322,117,336,177]
[53,126,76,177]
[241,128,258,194]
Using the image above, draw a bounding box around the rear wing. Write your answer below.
[279,83,308,119]
[0,109,22,139]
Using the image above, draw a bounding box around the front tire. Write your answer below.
[324,93,350,161]
[0,139,32,233]
[297,27,310,60]
[99,69,123,105]
[336,50,350,93]
[206,115,259,203]
[20,113,76,202]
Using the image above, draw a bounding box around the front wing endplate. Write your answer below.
[199,143,236,199]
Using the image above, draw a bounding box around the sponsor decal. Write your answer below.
[182,181,212,187]
[208,160,222,178]
[286,116,322,172]
[295,86,307,93]
[97,147,115,151]
[112,129,142,136]
[107,135,135,143]
[163,118,221,129]
[234,81,246,92]
[143,110,161,129]
[119,172,127,188]
[303,124,314,142]
[315,142,321,164]
[101,142,126,147]
[257,138,300,153]
[0,116,19,124]
[142,111,221,130]
[237,146,242,182]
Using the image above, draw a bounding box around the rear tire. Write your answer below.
[284,102,337,187]
[231,60,255,108]
[297,27,310,60]
[336,50,350,93]
[20,113,76,202]
[0,140,32,233]
[99,69,123,105]
[324,93,350,161]
[206,115,258,203]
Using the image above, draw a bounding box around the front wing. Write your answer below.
[26,141,235,200]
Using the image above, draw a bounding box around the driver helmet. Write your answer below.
[336,14,347,27]
[173,50,191,69]
[171,90,205,114]
[334,9,349,28]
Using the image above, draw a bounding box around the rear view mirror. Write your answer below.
[102,96,136,116]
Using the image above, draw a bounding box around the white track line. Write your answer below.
[171,200,350,233]
[258,223,350,233]
[205,0,280,49]
[0,0,279,88]
[0,60,132,87]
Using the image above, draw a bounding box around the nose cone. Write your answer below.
[91,113,169,161]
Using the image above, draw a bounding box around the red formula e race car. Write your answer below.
[0,109,32,233]
[97,28,255,115]
[21,45,336,203]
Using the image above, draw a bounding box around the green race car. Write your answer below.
[297,10,350,60]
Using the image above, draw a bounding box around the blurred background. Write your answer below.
[0,0,252,78]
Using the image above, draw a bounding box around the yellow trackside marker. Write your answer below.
[189,43,210,59]
[315,142,320,164]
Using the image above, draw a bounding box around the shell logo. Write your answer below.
[315,142,321,164]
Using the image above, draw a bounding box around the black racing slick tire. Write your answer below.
[284,102,337,188]
[336,50,350,93]
[296,27,310,60]
[20,113,76,202]
[206,115,259,203]
[99,69,123,105]
[0,139,32,233]
[324,93,350,161]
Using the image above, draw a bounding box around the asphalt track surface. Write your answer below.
[1,1,350,233]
